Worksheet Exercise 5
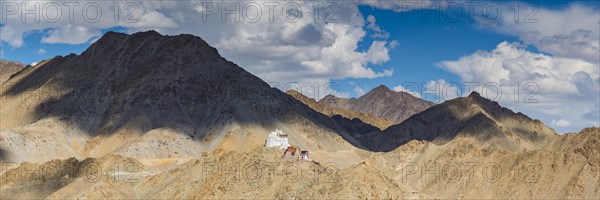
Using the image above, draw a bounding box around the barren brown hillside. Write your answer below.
[0,60,24,84]
[319,85,434,125]
[287,89,394,129]
[1,127,597,199]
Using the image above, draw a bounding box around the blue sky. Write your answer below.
[342,5,519,96]
[1,0,599,133]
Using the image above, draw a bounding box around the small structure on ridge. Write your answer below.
[282,146,297,158]
[299,151,309,160]
[265,129,290,149]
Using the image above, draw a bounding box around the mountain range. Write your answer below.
[286,89,395,130]
[320,85,434,125]
[0,31,597,199]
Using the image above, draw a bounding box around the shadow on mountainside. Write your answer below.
[0,147,5,162]
[362,92,557,152]
[0,31,555,154]
[0,31,376,152]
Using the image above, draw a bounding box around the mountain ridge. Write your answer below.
[0,59,24,84]
[286,89,394,129]
[361,91,558,151]
[319,84,435,125]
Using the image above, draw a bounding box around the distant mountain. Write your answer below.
[362,91,558,151]
[287,90,393,130]
[319,85,434,125]
[0,60,24,84]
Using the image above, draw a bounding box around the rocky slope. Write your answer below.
[361,92,558,152]
[0,60,24,84]
[0,155,145,199]
[2,127,597,199]
[0,147,434,199]
[319,85,434,125]
[287,90,393,129]
[368,127,599,199]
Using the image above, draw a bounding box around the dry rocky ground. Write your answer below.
[318,85,434,128]
[1,127,597,199]
[0,60,24,84]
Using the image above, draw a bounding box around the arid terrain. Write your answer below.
[1,31,598,199]
[0,60,23,84]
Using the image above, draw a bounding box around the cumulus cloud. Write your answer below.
[524,30,600,63]
[124,10,178,30]
[360,0,447,12]
[438,41,599,132]
[41,25,101,44]
[493,4,600,63]
[36,49,46,55]
[423,79,461,102]
[388,40,399,49]
[335,91,351,99]
[438,42,598,95]
[393,85,422,98]
[0,26,25,47]
[551,119,571,127]
[365,41,392,64]
[366,15,389,39]
[354,86,366,96]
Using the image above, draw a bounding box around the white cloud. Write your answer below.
[41,25,102,44]
[524,30,600,63]
[193,4,205,13]
[424,79,461,102]
[438,41,598,95]
[551,119,571,127]
[361,0,447,12]
[332,91,351,99]
[0,26,25,47]
[438,41,599,132]
[124,11,178,29]
[354,86,366,96]
[388,40,399,49]
[493,4,600,63]
[269,78,347,101]
[365,41,392,65]
[366,15,389,39]
[393,85,422,98]
[36,49,46,55]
